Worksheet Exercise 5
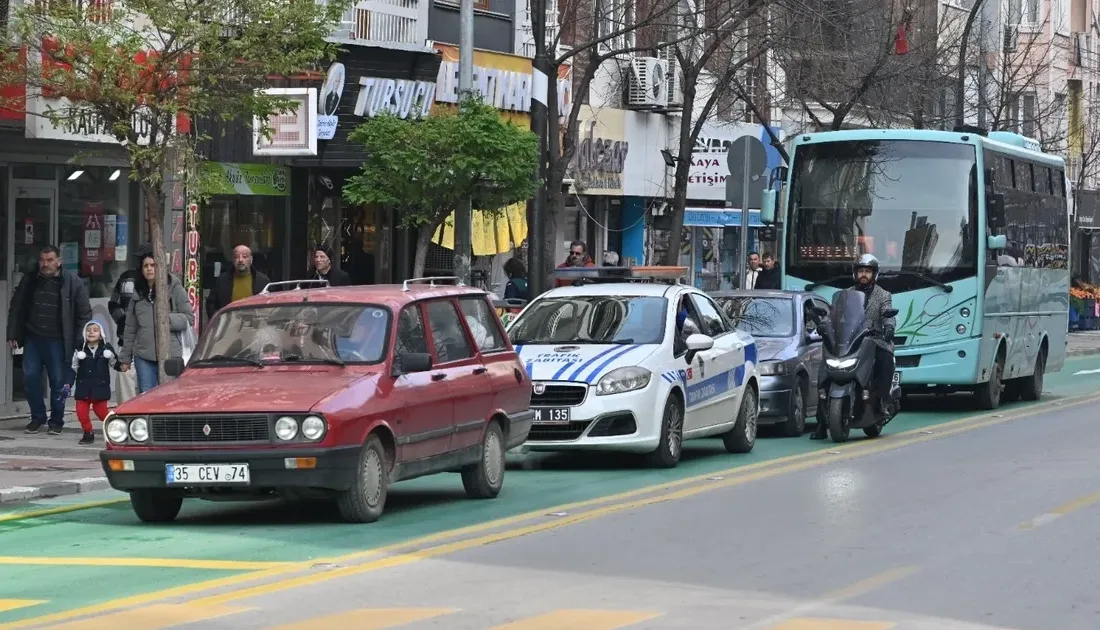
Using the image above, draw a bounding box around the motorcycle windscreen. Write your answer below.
[829,289,869,356]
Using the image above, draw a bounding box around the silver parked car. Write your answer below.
[709,290,827,437]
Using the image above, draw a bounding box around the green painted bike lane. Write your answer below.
[3,353,1100,625]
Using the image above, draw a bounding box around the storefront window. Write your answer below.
[58,166,129,299]
[202,194,286,286]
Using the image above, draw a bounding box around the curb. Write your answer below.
[0,477,111,504]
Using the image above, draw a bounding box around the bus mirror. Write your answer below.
[760,189,776,224]
[987,234,1007,250]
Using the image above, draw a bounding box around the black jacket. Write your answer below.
[71,340,117,401]
[755,268,781,290]
[314,267,352,286]
[108,269,139,345]
[205,269,272,318]
[6,265,92,363]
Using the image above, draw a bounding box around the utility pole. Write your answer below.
[527,0,550,297]
[955,0,987,130]
[454,0,475,284]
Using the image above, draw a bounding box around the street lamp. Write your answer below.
[954,0,987,130]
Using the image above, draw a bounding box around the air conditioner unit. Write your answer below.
[658,44,683,108]
[627,57,669,108]
[1004,25,1018,52]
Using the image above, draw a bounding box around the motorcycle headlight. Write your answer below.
[129,418,149,442]
[275,416,299,440]
[826,358,857,369]
[105,418,129,443]
[301,416,326,440]
[596,366,652,396]
[758,360,786,376]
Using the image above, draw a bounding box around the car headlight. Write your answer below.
[275,416,299,440]
[301,416,326,440]
[825,357,857,369]
[105,418,129,443]
[129,418,149,442]
[758,360,786,376]
[596,366,652,396]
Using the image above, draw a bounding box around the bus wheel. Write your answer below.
[975,354,1004,410]
[1019,347,1046,402]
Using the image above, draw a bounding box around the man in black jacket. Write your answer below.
[754,252,782,289]
[311,246,352,286]
[205,244,272,319]
[6,245,93,434]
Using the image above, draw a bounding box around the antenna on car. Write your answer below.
[260,279,330,302]
[401,276,466,292]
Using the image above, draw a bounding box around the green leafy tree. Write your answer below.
[343,96,539,278]
[0,0,348,380]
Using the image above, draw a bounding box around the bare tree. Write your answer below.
[771,0,963,134]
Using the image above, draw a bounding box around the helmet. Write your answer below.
[853,253,879,283]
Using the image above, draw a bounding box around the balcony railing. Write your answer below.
[331,0,428,48]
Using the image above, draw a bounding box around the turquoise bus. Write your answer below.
[759,128,1070,410]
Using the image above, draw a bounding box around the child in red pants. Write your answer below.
[69,321,117,445]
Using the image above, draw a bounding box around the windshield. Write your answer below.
[509,296,667,345]
[192,304,390,365]
[829,289,869,354]
[714,296,794,337]
[785,140,979,289]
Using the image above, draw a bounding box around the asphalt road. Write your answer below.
[6,392,1098,629]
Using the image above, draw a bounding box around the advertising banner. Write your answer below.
[200,162,290,196]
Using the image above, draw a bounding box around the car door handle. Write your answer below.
[431,373,447,381]
[473,367,488,375]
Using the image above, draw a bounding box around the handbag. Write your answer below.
[170,285,198,364]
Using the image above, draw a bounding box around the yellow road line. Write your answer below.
[822,567,919,602]
[5,392,1093,629]
[270,608,458,629]
[0,499,126,524]
[0,556,291,571]
[744,567,918,630]
[1017,490,1100,530]
[43,604,252,630]
[486,609,663,629]
[0,604,42,616]
[772,620,897,630]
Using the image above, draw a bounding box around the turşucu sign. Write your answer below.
[567,121,629,191]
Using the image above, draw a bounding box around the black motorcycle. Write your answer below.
[813,289,901,443]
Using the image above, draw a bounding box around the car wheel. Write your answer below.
[781,381,806,437]
[129,489,182,523]
[723,385,757,453]
[336,433,390,523]
[645,395,683,468]
[462,420,505,499]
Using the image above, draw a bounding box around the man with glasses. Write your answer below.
[555,240,596,287]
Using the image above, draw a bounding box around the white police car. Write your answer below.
[507,266,760,468]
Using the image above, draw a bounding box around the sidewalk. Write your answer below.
[2,332,1100,507]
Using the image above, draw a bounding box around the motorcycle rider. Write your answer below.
[810,253,897,439]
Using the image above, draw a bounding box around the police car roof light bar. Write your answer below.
[402,276,467,291]
[261,279,330,294]
[553,266,688,285]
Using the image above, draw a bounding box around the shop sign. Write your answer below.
[184,202,201,333]
[434,45,573,116]
[200,162,290,196]
[568,120,629,192]
[26,96,176,144]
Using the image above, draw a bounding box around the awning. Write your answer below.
[683,207,763,228]
[432,202,529,255]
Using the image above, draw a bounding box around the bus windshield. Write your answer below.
[785,140,979,289]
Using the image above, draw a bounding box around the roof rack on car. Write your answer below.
[402,276,467,291]
[554,266,688,285]
[260,279,330,294]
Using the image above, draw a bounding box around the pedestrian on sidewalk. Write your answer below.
[118,251,194,393]
[205,244,271,318]
[6,245,92,435]
[70,321,117,445]
[108,244,151,403]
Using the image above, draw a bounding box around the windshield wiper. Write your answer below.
[281,353,346,367]
[191,354,263,367]
[879,270,953,293]
[610,338,635,344]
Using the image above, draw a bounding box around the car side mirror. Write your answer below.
[684,333,714,364]
[392,352,432,377]
[163,357,185,377]
[883,308,899,319]
[987,234,1007,250]
[760,188,776,224]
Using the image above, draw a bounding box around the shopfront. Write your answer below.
[196,162,290,325]
[1,156,137,415]
[559,106,629,264]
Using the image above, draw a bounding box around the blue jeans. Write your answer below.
[22,333,68,428]
[134,357,160,394]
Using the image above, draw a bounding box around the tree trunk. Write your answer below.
[663,81,698,266]
[143,181,172,385]
[412,225,434,279]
